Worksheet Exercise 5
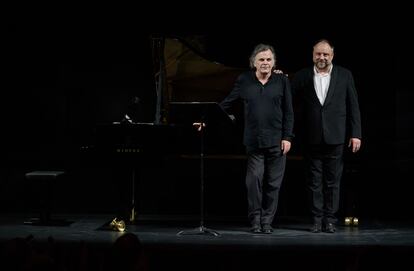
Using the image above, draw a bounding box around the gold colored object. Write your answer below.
[352,217,359,226]
[344,216,359,226]
[110,218,126,232]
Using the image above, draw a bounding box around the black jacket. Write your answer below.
[292,65,361,145]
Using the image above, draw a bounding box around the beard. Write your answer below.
[316,60,329,70]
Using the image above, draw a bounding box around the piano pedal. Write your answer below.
[129,207,137,223]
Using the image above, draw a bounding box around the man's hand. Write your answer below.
[193,122,206,132]
[281,140,291,155]
[348,138,361,153]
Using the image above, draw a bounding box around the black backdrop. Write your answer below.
[2,19,413,221]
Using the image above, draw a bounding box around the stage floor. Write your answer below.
[1,214,414,270]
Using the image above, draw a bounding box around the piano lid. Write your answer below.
[164,37,244,103]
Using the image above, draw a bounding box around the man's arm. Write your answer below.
[282,77,295,141]
[346,70,362,152]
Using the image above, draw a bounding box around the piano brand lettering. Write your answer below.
[116,148,141,153]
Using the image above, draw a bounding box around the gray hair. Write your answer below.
[249,44,276,69]
[313,39,334,52]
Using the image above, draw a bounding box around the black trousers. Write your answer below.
[245,146,286,226]
[306,144,344,224]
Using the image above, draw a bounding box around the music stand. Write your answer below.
[169,102,232,236]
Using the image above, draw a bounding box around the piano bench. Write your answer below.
[24,171,72,226]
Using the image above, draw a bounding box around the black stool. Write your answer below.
[24,171,71,226]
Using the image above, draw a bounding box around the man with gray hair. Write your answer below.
[220,44,294,233]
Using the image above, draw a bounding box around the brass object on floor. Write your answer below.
[352,217,359,226]
[110,218,126,232]
[344,217,359,226]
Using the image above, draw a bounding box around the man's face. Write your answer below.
[313,42,334,70]
[254,49,275,74]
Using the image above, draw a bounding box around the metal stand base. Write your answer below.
[177,226,220,236]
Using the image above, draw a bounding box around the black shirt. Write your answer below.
[220,71,294,149]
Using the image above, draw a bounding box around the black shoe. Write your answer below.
[324,223,336,233]
[310,223,322,233]
[250,224,261,233]
[262,224,274,234]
